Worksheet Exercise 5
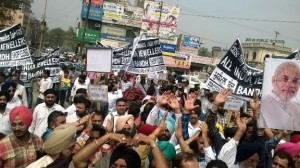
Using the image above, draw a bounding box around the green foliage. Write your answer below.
[198,47,210,57]
[42,27,77,50]
[64,27,77,50]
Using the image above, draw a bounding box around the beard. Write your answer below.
[45,101,55,107]
[158,134,170,141]
[0,103,6,110]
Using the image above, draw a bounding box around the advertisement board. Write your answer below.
[160,43,176,56]
[102,2,143,28]
[81,4,103,21]
[140,1,179,39]
[174,52,192,69]
[191,55,213,65]
[76,28,100,44]
[101,25,126,37]
[181,35,200,49]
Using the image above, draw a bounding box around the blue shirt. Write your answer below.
[42,127,53,142]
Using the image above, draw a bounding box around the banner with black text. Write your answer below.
[17,49,60,83]
[206,39,263,97]
[127,38,166,74]
[0,24,33,67]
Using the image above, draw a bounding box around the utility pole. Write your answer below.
[156,1,163,37]
[38,0,48,56]
[79,0,91,57]
[272,31,280,57]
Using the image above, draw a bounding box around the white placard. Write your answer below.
[223,98,244,111]
[158,73,167,80]
[87,48,112,72]
[88,85,108,101]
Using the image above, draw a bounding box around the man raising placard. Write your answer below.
[260,60,300,131]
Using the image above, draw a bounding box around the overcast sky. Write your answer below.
[32,0,300,51]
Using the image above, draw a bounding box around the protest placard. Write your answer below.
[17,49,60,83]
[87,48,112,72]
[112,44,133,71]
[88,85,108,101]
[158,73,167,80]
[205,39,263,98]
[223,98,244,111]
[206,39,298,98]
[127,38,166,74]
[259,58,300,131]
[0,24,33,67]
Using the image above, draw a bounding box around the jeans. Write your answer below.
[59,89,67,107]
[25,87,33,109]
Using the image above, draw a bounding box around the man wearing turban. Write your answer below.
[0,91,12,135]
[27,126,77,168]
[109,146,141,168]
[0,106,43,168]
[115,114,135,132]
[1,81,22,110]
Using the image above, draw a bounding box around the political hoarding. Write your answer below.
[102,2,143,28]
[140,1,180,39]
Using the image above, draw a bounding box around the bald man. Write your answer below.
[260,61,300,131]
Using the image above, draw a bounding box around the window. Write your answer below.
[252,52,257,60]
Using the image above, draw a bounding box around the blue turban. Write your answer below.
[1,81,17,92]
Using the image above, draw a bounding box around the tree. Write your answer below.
[44,27,65,48]
[64,26,77,50]
[198,47,210,57]
[0,0,19,29]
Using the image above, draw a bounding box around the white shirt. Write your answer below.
[108,90,123,112]
[103,111,128,132]
[38,77,53,99]
[0,107,12,135]
[26,155,54,168]
[14,84,28,107]
[6,97,22,110]
[121,81,132,92]
[201,97,212,114]
[188,120,203,137]
[259,91,300,131]
[66,113,81,123]
[71,77,90,97]
[218,138,239,167]
[29,103,65,137]
[65,104,76,116]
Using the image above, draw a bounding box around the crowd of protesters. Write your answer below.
[0,66,300,168]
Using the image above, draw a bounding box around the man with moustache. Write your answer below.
[260,61,300,131]
[188,107,204,137]
[66,96,91,123]
[0,106,43,167]
[1,81,22,110]
[0,91,12,135]
[29,89,65,137]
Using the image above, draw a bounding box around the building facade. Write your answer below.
[242,43,292,69]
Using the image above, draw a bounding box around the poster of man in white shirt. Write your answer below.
[259,59,300,131]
